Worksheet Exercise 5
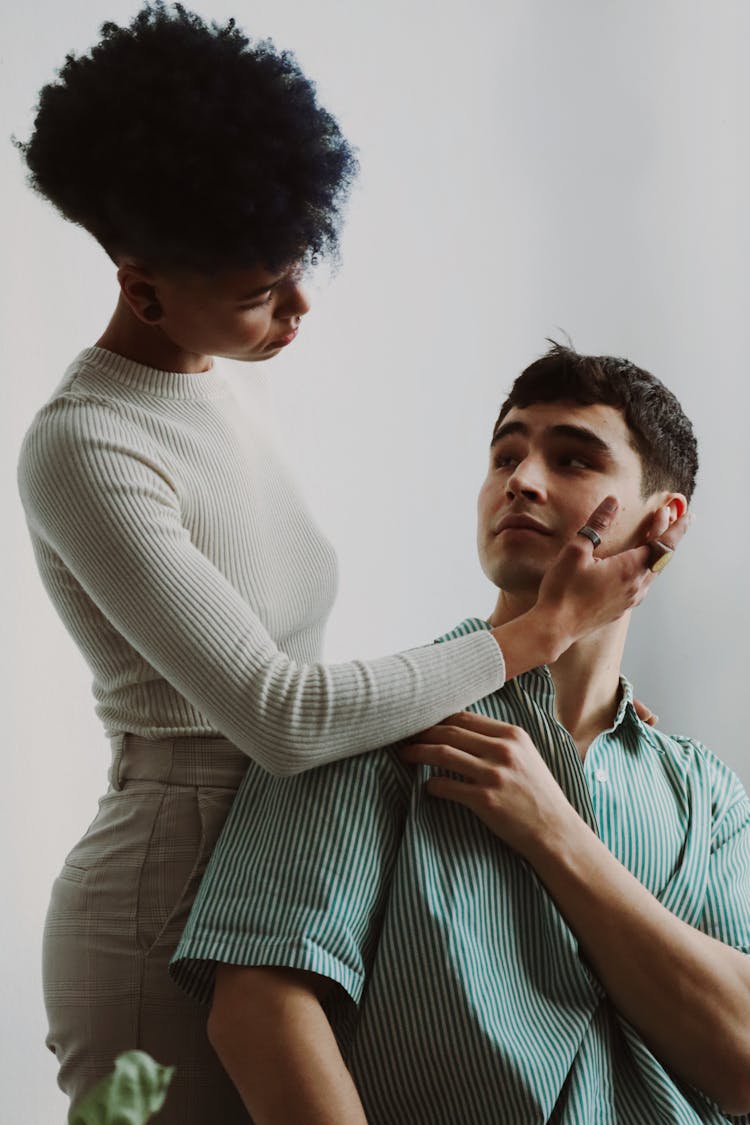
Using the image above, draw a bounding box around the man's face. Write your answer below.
[477,400,659,594]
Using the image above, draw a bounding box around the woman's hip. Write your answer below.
[46,734,248,956]
[43,734,250,1119]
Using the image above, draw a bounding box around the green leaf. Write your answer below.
[68,1051,175,1125]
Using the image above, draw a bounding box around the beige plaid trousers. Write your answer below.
[42,734,252,1123]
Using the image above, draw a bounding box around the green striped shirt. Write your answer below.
[171,618,750,1124]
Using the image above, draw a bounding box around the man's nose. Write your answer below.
[506,457,547,502]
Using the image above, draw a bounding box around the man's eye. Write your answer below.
[494,454,518,469]
[560,455,591,470]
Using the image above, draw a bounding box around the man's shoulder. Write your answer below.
[434,617,493,645]
[640,725,750,823]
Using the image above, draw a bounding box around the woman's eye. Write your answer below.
[494,455,518,469]
[238,292,273,310]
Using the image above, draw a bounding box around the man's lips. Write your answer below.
[493,514,553,536]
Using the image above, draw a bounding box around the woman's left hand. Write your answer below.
[399,711,578,862]
[633,698,658,726]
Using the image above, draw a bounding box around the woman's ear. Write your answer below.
[117,262,163,325]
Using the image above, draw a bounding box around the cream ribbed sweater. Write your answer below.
[18,347,504,775]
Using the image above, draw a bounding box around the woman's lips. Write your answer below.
[268,328,298,349]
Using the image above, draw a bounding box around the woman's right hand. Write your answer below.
[491,496,691,680]
[531,495,690,658]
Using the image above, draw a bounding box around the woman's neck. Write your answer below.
[97,296,213,374]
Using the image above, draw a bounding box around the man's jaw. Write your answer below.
[487,585,540,629]
[482,553,545,627]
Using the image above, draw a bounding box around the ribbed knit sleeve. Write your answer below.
[19,394,504,775]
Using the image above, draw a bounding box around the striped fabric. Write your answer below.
[171,618,750,1124]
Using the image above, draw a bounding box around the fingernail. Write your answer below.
[601,496,617,513]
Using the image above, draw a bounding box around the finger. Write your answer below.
[603,541,656,577]
[633,697,659,726]
[647,506,672,540]
[425,775,484,809]
[579,496,619,543]
[428,713,522,739]
[409,725,516,761]
[408,711,481,741]
[400,741,487,781]
[653,508,693,553]
[632,507,692,577]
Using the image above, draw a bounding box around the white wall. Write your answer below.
[3,1,749,1119]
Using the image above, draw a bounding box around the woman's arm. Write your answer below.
[208,967,366,1125]
[19,403,680,775]
[19,401,501,773]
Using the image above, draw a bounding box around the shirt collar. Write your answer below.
[441,616,651,747]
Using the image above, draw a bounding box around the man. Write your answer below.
[171,344,750,1124]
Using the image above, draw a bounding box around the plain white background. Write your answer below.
[3,1,749,1119]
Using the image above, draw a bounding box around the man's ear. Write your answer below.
[663,493,688,526]
[640,492,688,544]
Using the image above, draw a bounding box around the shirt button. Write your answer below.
[594,768,609,784]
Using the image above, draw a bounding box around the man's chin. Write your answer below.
[485,564,545,596]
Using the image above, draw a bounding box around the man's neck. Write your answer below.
[489,591,630,759]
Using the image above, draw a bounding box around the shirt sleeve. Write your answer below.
[697,750,750,954]
[18,397,504,775]
[170,749,411,1020]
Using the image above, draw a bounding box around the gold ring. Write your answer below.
[648,540,674,574]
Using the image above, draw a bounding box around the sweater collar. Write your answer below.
[77,346,227,401]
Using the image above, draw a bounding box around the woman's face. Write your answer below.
[123,261,311,364]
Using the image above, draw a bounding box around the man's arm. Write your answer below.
[401,713,750,1116]
[181,750,411,1124]
[208,967,367,1125]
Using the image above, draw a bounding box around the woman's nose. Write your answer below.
[277,279,311,319]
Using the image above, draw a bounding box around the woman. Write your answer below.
[17,4,675,1122]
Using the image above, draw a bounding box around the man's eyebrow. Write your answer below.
[490,421,527,446]
[490,420,614,457]
[549,424,614,457]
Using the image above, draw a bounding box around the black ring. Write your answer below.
[577,525,602,549]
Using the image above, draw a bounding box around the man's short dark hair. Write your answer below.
[16,1,358,274]
[493,342,698,501]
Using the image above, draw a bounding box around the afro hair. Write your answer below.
[17,2,358,273]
